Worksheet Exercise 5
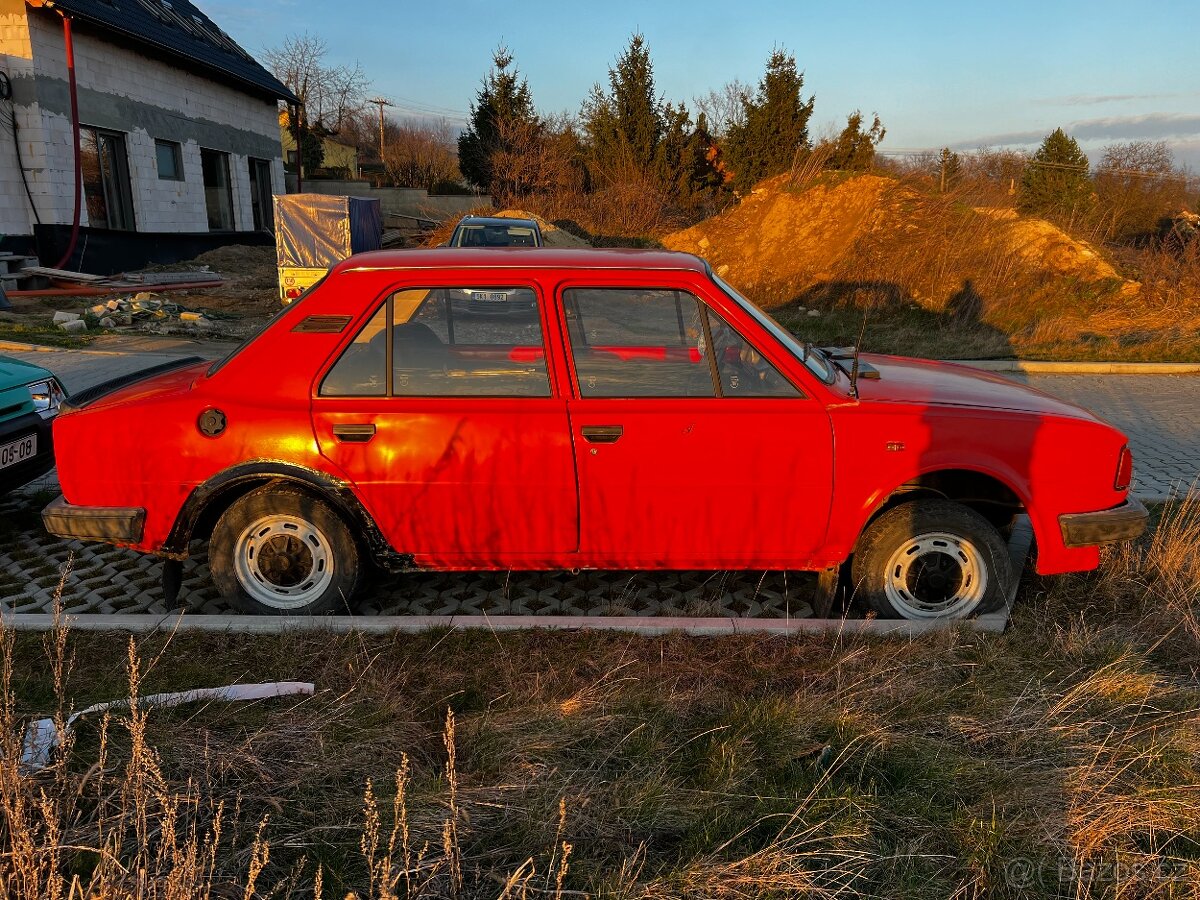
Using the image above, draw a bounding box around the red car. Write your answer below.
[42,249,1147,619]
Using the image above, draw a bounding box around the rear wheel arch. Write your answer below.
[163,462,410,569]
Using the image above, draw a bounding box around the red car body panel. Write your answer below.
[50,249,1135,578]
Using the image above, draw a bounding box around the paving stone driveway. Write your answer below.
[0,342,1194,617]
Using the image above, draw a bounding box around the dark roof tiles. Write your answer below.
[46,0,298,102]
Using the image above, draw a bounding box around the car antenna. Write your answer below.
[849,312,868,399]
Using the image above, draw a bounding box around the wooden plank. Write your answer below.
[19,265,109,283]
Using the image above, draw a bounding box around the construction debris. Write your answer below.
[60,292,226,334]
[3,257,224,297]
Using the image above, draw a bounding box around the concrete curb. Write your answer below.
[953,359,1200,375]
[0,610,1010,636]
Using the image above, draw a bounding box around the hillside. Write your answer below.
[663,173,1198,361]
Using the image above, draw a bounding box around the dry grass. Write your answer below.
[2,501,1200,898]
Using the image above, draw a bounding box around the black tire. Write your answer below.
[850,499,1012,620]
[209,486,361,616]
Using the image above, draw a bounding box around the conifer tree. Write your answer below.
[458,46,541,197]
[724,48,814,192]
[938,147,961,192]
[1019,128,1092,219]
[822,111,886,171]
[582,33,665,175]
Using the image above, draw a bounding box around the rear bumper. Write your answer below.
[42,495,145,544]
[1058,497,1149,548]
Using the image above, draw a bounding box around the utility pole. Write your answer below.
[291,102,304,193]
[368,97,393,158]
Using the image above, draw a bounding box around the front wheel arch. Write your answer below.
[859,466,1033,543]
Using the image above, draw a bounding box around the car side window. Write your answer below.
[320,303,387,396]
[705,306,802,397]
[564,288,715,398]
[320,287,550,397]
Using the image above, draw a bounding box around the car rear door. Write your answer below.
[558,278,835,569]
[311,279,578,567]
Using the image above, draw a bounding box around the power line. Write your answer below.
[380,93,469,118]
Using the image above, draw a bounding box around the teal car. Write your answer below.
[0,356,64,492]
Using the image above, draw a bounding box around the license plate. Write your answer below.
[474,292,509,303]
[0,434,36,470]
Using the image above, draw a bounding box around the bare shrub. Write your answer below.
[693,80,751,137]
[1093,141,1191,243]
[380,118,460,191]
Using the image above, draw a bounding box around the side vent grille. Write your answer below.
[292,315,352,334]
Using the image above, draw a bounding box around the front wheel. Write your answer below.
[850,499,1012,620]
[209,486,361,615]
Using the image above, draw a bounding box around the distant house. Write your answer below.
[279,113,360,182]
[0,0,298,270]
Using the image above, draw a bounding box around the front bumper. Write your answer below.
[42,495,145,544]
[1059,497,1149,548]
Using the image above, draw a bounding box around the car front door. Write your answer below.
[560,281,835,569]
[312,282,578,567]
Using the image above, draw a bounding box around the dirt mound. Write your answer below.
[974,208,1125,284]
[423,209,592,248]
[492,210,591,248]
[166,244,279,320]
[190,244,276,283]
[664,174,893,297]
[662,174,1140,329]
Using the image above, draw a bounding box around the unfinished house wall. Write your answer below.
[5,8,284,237]
[0,0,44,238]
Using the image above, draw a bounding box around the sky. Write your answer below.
[203,0,1200,169]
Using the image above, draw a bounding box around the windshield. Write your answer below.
[453,224,539,247]
[712,275,834,382]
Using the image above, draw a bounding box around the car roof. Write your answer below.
[335,247,711,274]
[455,216,540,228]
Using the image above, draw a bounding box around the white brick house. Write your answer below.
[0,0,296,266]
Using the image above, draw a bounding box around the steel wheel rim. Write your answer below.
[882,531,988,619]
[233,514,334,610]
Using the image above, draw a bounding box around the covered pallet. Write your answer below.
[274,194,382,302]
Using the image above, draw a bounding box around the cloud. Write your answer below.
[953,113,1200,150]
[1036,93,1169,106]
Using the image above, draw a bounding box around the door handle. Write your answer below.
[581,425,623,444]
[333,423,376,443]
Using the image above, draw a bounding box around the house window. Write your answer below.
[80,126,135,230]
[200,148,235,230]
[155,140,184,181]
[248,157,273,231]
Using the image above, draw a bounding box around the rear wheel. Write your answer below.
[209,486,361,615]
[850,499,1012,620]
